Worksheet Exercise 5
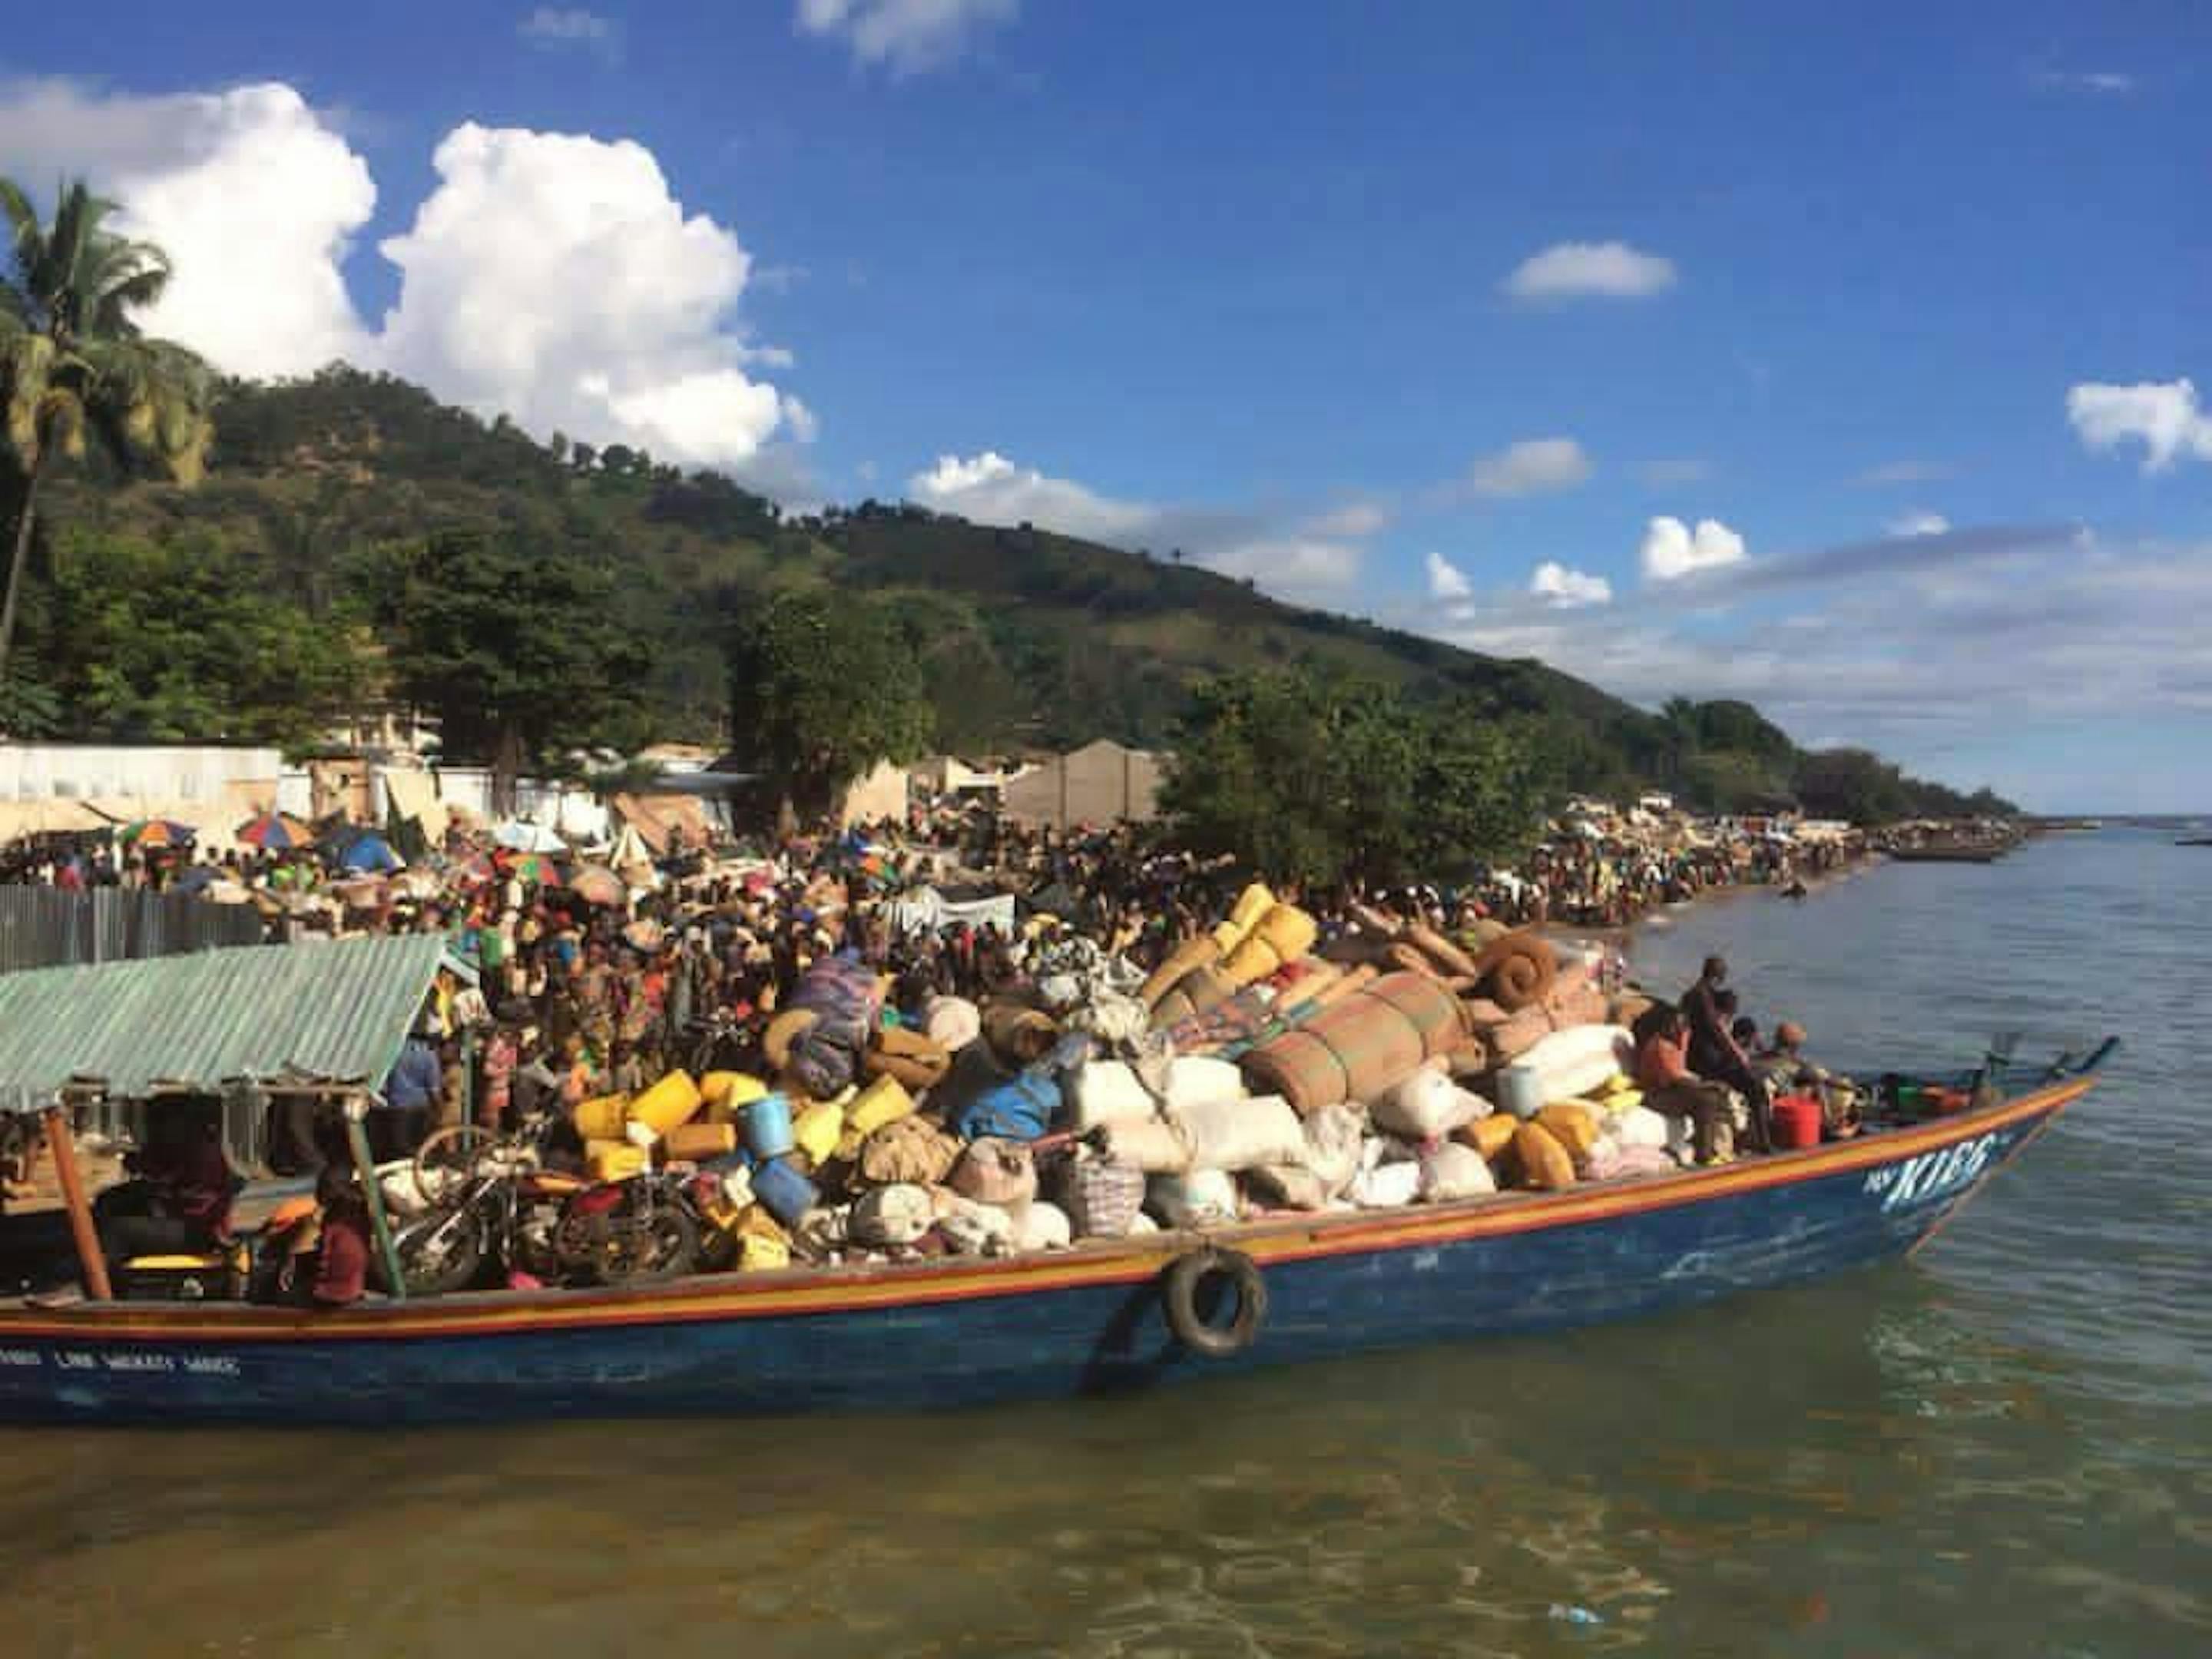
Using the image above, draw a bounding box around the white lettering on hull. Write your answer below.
[1863,1131,2001,1213]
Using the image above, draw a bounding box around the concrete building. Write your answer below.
[1001,740,1165,830]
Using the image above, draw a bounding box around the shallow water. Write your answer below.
[5,829,2208,1657]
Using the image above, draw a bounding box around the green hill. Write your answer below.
[8,366,2011,823]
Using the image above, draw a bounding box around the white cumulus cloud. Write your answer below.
[797,0,1018,74]
[1886,512,1952,538]
[1425,551,1472,601]
[375,122,799,467]
[1503,240,1677,302]
[0,80,810,477]
[1529,560,1612,607]
[1205,539,1363,593]
[909,450,1153,542]
[2068,379,2212,472]
[909,451,1369,596]
[0,81,376,380]
[1468,437,1593,498]
[1640,515,1748,581]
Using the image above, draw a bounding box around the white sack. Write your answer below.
[1067,1058,1159,1131]
[1247,1164,1329,1210]
[1370,1065,1486,1140]
[1301,1104,1367,1197]
[1515,1024,1637,1104]
[1349,1159,1422,1210]
[1419,1142,1498,1202]
[1609,1104,1674,1151]
[1147,1169,1240,1228]
[1012,1200,1073,1251]
[1163,1055,1247,1112]
[1171,1092,1307,1174]
[1101,1115,1196,1174]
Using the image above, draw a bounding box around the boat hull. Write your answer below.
[0,1079,2088,1426]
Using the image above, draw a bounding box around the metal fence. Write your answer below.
[0,887,268,975]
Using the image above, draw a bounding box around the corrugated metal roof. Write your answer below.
[0,934,459,1106]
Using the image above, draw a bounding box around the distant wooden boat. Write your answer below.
[2177,836,2212,847]
[1886,843,2009,864]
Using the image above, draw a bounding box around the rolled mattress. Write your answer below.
[1240,971,1466,1116]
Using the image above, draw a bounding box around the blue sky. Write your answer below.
[2,2,2206,810]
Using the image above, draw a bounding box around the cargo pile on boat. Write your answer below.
[552,884,1693,1273]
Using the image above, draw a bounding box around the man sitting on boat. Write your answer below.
[1634,1005,1734,1165]
[94,1102,236,1278]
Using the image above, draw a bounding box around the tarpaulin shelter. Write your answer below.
[337,832,402,873]
[379,767,449,846]
[610,792,715,856]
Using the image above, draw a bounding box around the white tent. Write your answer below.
[493,819,567,853]
[608,823,661,889]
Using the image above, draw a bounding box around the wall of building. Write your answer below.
[0,743,281,806]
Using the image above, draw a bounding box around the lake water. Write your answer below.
[5,829,2207,1657]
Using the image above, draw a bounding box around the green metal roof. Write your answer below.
[0,934,464,1107]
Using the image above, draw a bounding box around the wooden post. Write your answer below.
[343,1098,407,1302]
[462,1024,477,1129]
[42,1104,112,1303]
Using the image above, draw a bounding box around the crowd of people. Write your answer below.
[6,797,1867,1171]
[1,794,1880,1307]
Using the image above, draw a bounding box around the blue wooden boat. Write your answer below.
[0,1067,2099,1426]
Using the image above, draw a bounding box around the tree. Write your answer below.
[724,588,933,831]
[1161,667,1545,887]
[380,528,653,806]
[1794,747,1909,826]
[35,525,369,748]
[0,178,214,680]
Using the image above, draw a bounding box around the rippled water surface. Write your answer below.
[5,830,2208,1656]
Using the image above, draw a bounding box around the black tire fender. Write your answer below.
[1162,1247,1267,1359]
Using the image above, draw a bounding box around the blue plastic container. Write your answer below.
[1497,1065,1545,1121]
[741,1093,796,1161]
[750,1155,819,1228]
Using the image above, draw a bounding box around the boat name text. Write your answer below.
[1863,1131,2001,1211]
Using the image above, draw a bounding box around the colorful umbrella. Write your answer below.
[502,851,562,886]
[565,863,627,907]
[237,810,314,851]
[120,818,194,849]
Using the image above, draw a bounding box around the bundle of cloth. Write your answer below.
[1459,949,1609,1066]
[767,955,955,1097]
[1138,884,1320,1029]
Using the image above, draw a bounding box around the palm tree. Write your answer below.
[0,177,215,680]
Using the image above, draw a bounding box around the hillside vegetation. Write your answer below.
[4,366,2012,822]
